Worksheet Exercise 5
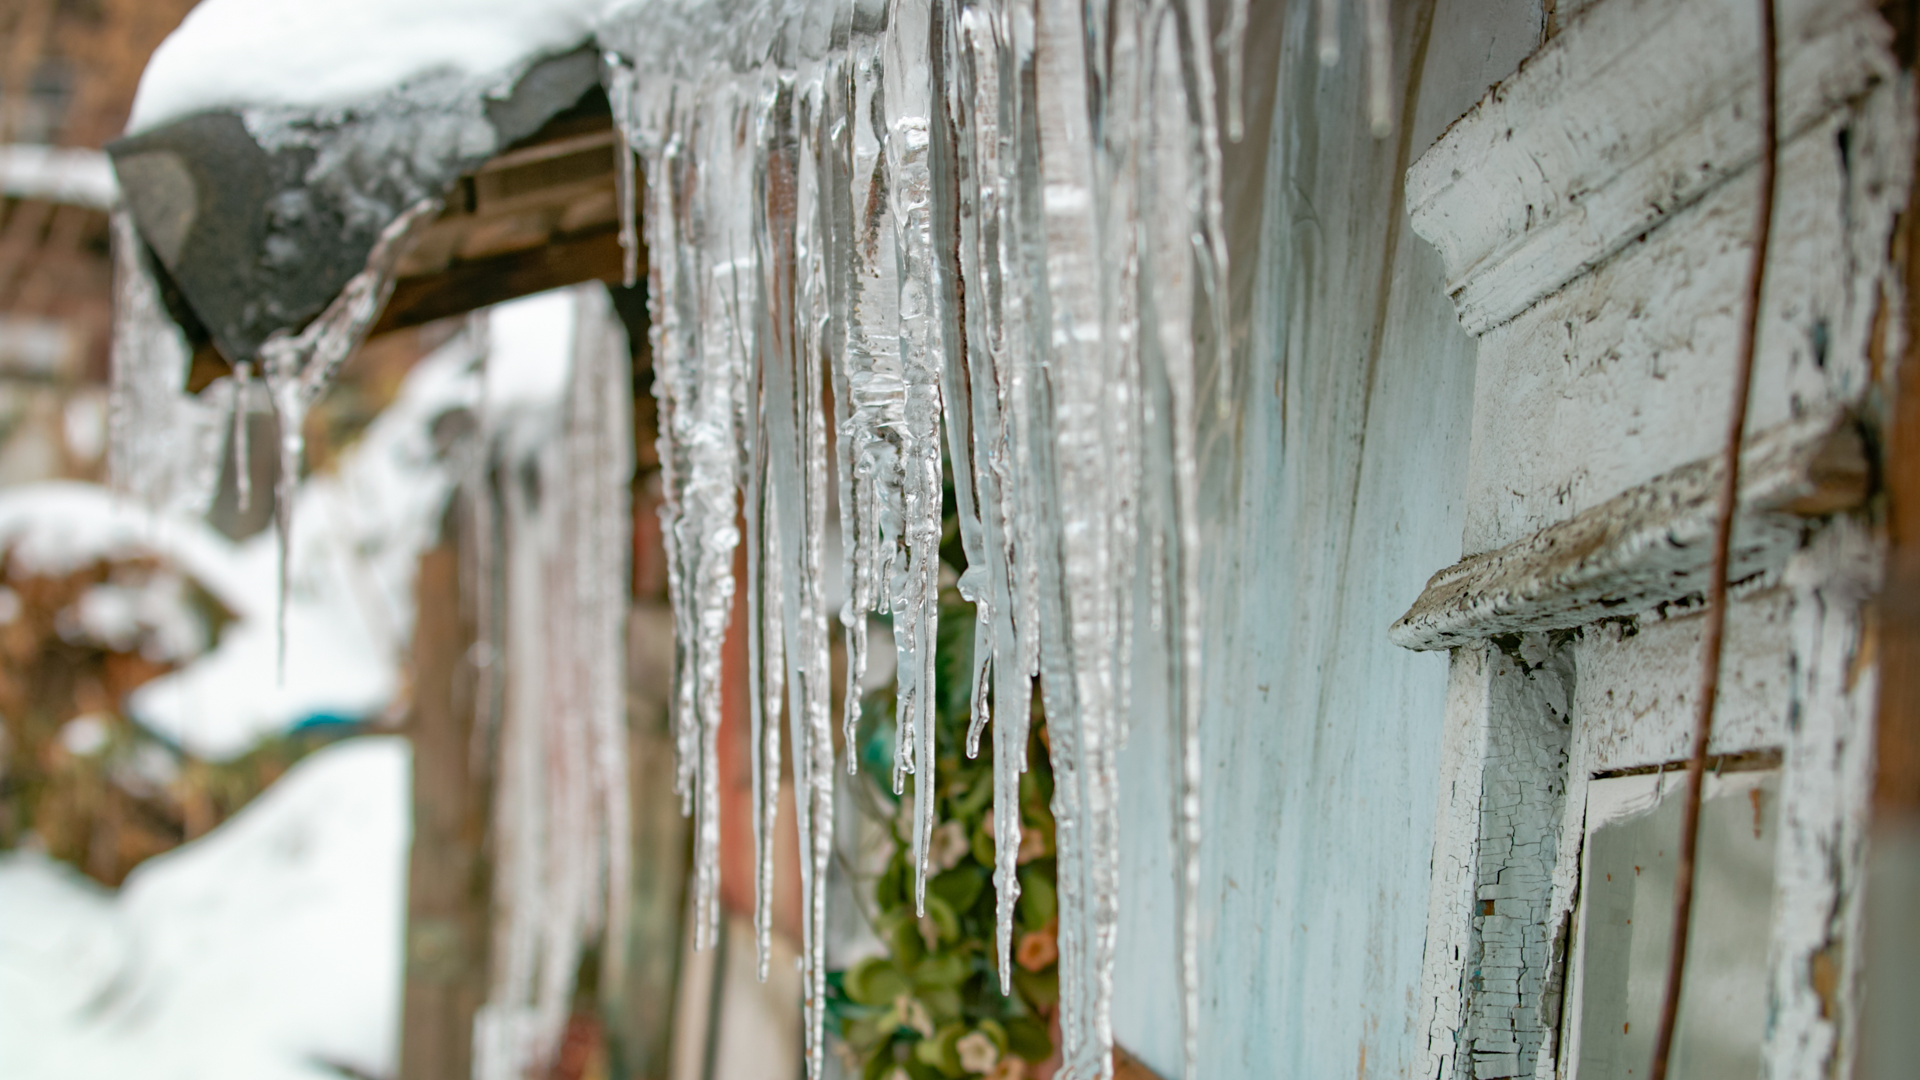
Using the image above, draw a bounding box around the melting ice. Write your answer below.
[603,0,1231,1076]
[95,0,1361,1073]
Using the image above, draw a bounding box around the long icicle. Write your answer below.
[255,197,440,675]
[231,360,253,512]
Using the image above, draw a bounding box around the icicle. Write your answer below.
[572,286,636,997]
[881,0,948,917]
[1223,0,1251,141]
[107,209,225,518]
[1030,0,1129,1072]
[1363,0,1394,136]
[1143,10,1207,1076]
[938,0,1037,992]
[784,57,847,1080]
[231,360,253,513]
[1316,0,1341,66]
[474,287,634,1080]
[255,197,441,672]
[630,75,754,954]
[606,53,644,289]
[745,253,785,983]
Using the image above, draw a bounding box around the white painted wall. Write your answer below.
[1111,1,1544,1074]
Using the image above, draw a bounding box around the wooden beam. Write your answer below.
[372,227,632,338]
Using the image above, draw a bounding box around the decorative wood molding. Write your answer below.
[1405,0,1890,337]
[1390,407,1868,651]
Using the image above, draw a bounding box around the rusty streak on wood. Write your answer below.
[1649,3,1779,1072]
[398,516,491,1080]
[1875,124,1920,822]
[1113,1045,1169,1080]
[1390,407,1869,651]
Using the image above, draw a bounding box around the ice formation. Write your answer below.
[108,211,226,519]
[254,199,443,665]
[101,0,1337,1070]
[473,287,635,1080]
[602,0,1228,1075]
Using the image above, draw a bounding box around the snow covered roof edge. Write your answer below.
[109,42,605,364]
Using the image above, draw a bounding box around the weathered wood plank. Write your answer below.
[1862,83,1920,1077]
[398,519,491,1080]
[1390,407,1867,650]
[371,228,630,337]
[1405,0,1890,336]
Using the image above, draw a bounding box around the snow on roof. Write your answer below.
[0,738,409,1080]
[127,0,614,135]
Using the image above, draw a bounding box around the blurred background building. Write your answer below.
[0,0,197,487]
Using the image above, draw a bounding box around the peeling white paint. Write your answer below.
[1407,0,1892,338]
[1400,1,1915,1077]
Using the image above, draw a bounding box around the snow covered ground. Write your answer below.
[0,737,410,1080]
[0,288,586,1074]
[0,289,580,760]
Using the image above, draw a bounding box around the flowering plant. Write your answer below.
[829,589,1059,1080]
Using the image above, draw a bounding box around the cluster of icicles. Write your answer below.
[474,288,636,1080]
[104,0,1413,1074]
[601,0,1276,1074]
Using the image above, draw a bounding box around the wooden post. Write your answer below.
[399,513,492,1080]
[602,601,691,1080]
[1861,74,1920,1076]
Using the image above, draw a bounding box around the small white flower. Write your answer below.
[930,819,970,871]
[956,1031,1000,1074]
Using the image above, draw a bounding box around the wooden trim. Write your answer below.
[1113,1046,1168,1080]
[477,127,617,175]
[1874,134,1920,819]
[1391,406,1869,650]
[1405,0,1890,337]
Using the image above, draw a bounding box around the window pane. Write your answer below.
[1571,770,1778,1079]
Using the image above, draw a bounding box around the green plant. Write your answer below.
[829,589,1059,1080]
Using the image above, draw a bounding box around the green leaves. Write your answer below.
[829,588,1060,1077]
[1016,868,1055,930]
[845,957,911,1008]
